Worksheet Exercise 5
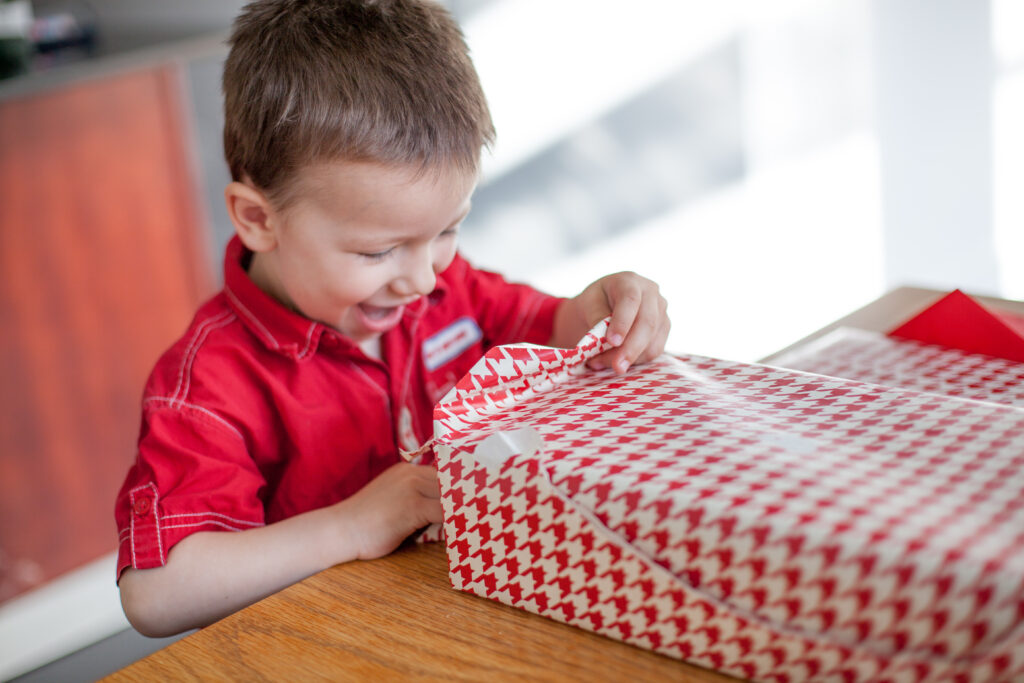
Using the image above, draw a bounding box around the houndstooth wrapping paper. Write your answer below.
[768,327,1024,409]
[434,321,1024,682]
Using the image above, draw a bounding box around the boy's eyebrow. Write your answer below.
[350,203,472,248]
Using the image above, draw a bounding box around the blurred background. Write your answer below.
[1,0,1021,679]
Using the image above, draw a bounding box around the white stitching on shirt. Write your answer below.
[119,512,260,544]
[171,309,234,405]
[143,397,247,443]
[128,508,135,566]
[349,360,391,404]
[126,506,135,566]
[153,484,164,563]
[297,321,318,359]
[128,483,162,566]
[128,485,142,567]
[225,286,280,350]
[175,313,238,408]
[161,519,265,533]
[161,511,262,526]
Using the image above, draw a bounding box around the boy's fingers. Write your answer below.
[604,281,642,347]
[635,316,671,364]
[579,288,613,329]
[580,273,668,372]
[641,298,671,360]
[587,349,617,370]
[420,497,444,524]
[590,292,669,373]
[413,465,441,498]
[610,306,658,373]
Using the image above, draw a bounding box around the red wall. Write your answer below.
[0,65,214,602]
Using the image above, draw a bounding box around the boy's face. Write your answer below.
[248,160,476,343]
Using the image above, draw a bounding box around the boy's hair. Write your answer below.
[223,0,494,206]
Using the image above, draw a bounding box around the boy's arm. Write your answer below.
[119,462,441,637]
[551,271,670,373]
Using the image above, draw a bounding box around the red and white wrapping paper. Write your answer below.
[768,327,1024,409]
[434,321,1024,682]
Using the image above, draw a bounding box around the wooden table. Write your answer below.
[107,286,1024,682]
[106,542,732,681]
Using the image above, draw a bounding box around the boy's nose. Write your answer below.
[394,251,437,297]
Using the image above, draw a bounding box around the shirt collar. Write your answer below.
[222,235,326,360]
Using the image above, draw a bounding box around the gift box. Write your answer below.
[769,290,1024,409]
[768,327,1024,409]
[888,289,1024,364]
[433,321,1024,682]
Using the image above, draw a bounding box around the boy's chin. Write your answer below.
[334,324,383,351]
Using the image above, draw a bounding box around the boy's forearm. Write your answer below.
[120,462,443,637]
[119,503,356,637]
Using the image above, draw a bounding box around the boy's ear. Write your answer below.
[225,181,278,253]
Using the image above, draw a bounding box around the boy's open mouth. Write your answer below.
[356,303,406,332]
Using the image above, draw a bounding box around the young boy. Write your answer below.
[115,0,670,637]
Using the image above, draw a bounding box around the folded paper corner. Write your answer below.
[888,290,1024,363]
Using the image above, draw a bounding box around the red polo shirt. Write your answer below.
[115,236,562,576]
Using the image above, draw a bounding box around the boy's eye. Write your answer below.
[359,247,395,261]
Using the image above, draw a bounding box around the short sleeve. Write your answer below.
[115,401,266,579]
[455,256,564,348]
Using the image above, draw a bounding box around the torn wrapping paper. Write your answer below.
[433,321,1024,682]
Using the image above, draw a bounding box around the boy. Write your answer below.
[116,0,670,637]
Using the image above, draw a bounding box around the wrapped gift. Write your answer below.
[888,289,1024,364]
[768,327,1024,409]
[769,290,1024,409]
[433,321,1024,682]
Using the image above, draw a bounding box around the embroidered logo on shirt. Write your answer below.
[423,317,482,371]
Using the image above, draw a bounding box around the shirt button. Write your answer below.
[133,497,152,516]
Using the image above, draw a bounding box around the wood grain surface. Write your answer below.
[107,543,736,682]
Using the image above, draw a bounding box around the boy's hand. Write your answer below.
[338,462,443,560]
[552,271,670,374]
[119,462,442,637]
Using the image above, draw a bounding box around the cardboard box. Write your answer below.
[434,321,1024,682]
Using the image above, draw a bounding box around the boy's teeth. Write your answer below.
[362,304,393,320]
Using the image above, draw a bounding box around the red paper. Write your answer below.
[888,289,1024,363]
[434,320,1024,682]
[769,327,1024,408]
